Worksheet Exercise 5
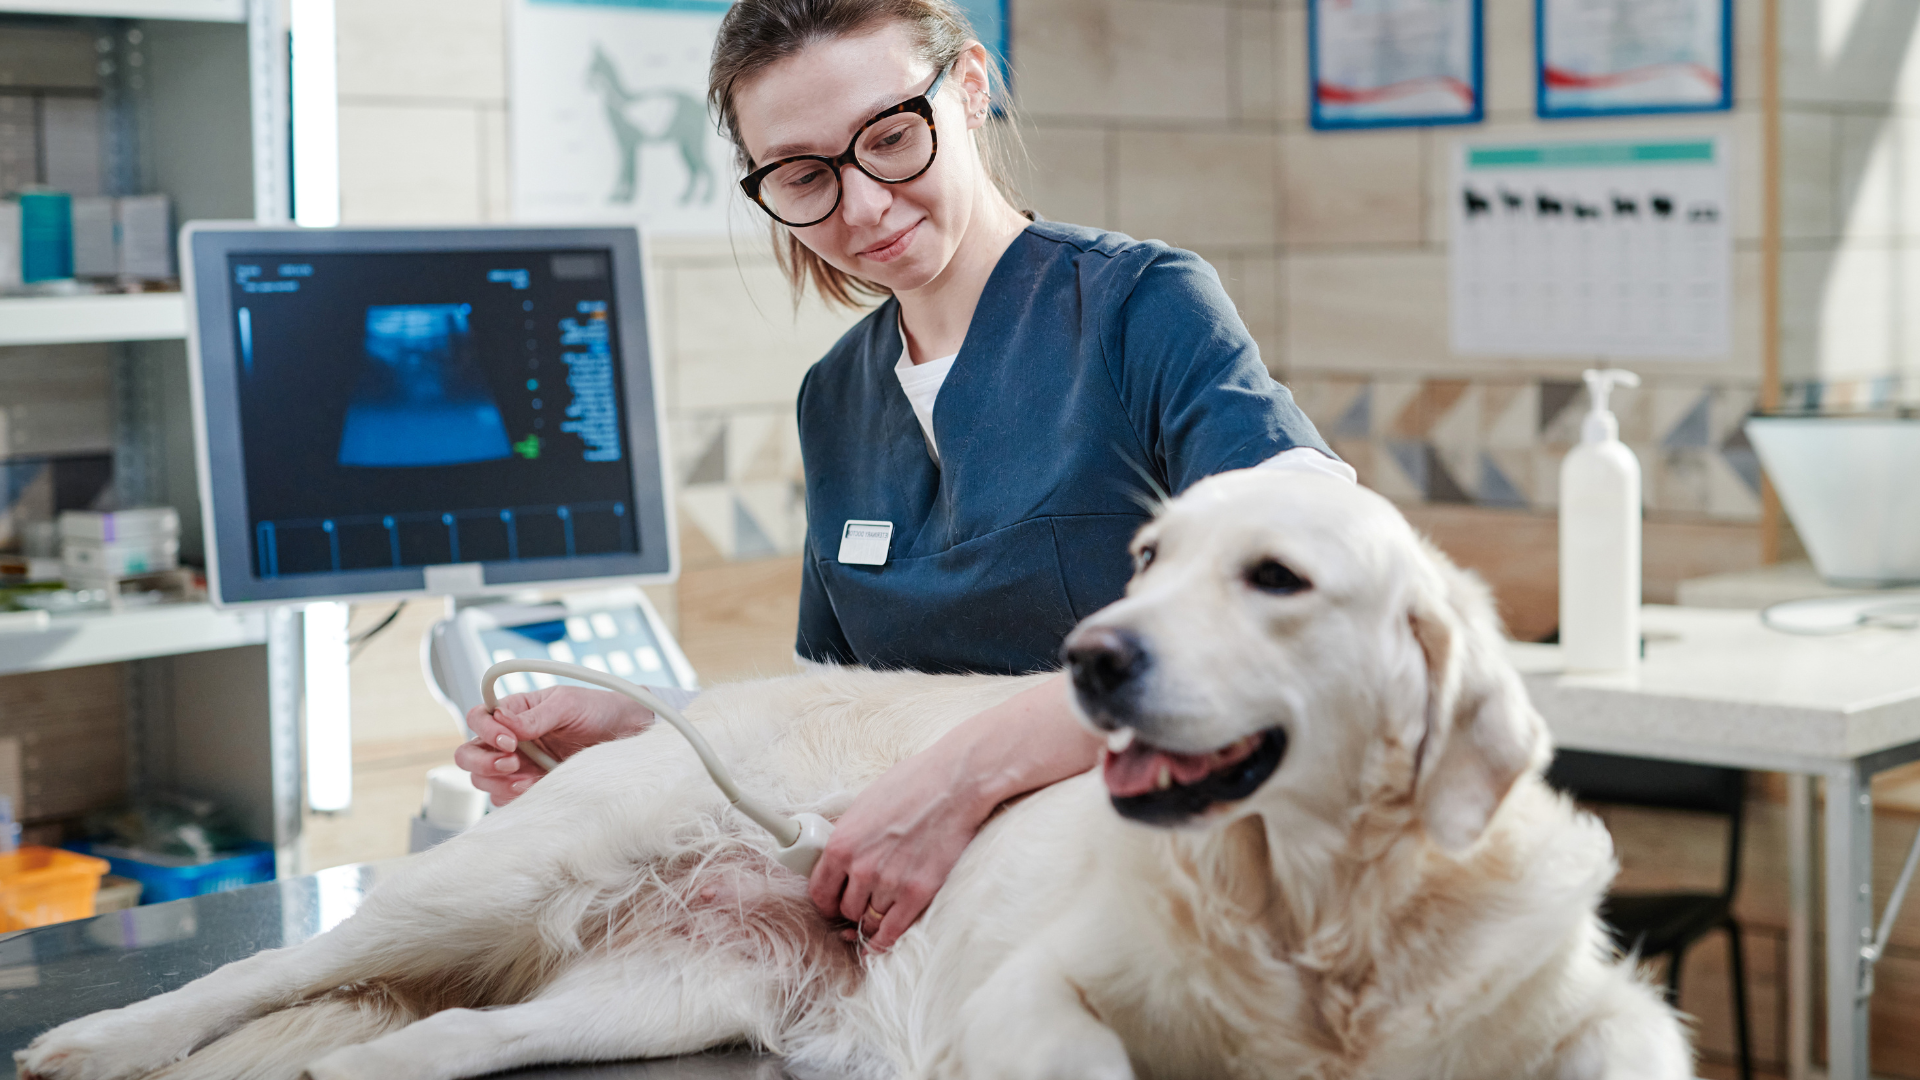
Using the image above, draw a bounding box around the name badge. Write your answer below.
[838,520,893,566]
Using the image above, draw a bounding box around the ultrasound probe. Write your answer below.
[480,659,834,876]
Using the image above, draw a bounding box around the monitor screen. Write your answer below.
[186,227,674,606]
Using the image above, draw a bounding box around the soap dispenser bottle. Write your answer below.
[1559,368,1642,674]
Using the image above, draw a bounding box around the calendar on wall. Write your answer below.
[1449,135,1730,359]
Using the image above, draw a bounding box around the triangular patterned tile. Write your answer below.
[684,425,727,485]
[1705,451,1763,520]
[1288,374,1365,435]
[735,480,804,553]
[1719,424,1763,496]
[677,486,736,560]
[735,414,796,484]
[1423,444,1473,504]
[1371,379,1422,439]
[1477,451,1530,508]
[671,414,724,483]
[1392,380,1470,440]
[1428,384,1480,496]
[1332,384,1371,440]
[1662,393,1713,450]
[725,412,776,483]
[1710,386,1758,445]
[733,496,779,559]
[1483,381,1537,449]
[1374,439,1427,502]
[1538,380,1583,434]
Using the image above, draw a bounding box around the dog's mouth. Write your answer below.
[1101,727,1288,826]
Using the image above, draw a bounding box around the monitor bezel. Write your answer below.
[183,223,679,608]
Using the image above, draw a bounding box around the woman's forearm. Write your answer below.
[934,673,1102,822]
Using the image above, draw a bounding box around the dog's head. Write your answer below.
[1063,468,1547,853]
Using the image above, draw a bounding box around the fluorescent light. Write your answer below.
[290,0,340,228]
[304,601,353,812]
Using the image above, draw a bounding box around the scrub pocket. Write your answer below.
[1047,513,1153,620]
[819,517,1081,675]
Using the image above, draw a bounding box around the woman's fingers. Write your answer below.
[870,892,927,952]
[464,706,521,752]
[808,843,852,920]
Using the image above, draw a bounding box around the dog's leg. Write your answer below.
[15,924,385,1080]
[1548,977,1693,1080]
[945,939,1133,1080]
[301,950,778,1080]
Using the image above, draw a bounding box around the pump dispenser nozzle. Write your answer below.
[1580,368,1640,444]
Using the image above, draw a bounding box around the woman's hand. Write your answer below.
[807,743,990,952]
[807,674,1101,951]
[454,686,653,805]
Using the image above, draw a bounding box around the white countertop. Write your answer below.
[1509,606,1920,770]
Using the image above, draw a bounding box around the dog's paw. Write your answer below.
[13,1010,191,1080]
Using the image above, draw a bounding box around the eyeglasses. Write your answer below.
[740,65,948,228]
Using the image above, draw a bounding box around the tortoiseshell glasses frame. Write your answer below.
[739,64,949,228]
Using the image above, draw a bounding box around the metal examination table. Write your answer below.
[1,862,789,1079]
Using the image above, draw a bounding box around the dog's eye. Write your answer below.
[1133,545,1156,574]
[1246,559,1309,595]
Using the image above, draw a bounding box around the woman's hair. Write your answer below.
[708,0,1023,308]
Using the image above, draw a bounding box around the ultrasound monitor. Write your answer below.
[183,225,675,606]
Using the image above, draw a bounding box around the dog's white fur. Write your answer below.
[17,470,1690,1080]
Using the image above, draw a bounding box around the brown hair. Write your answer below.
[708,0,1023,308]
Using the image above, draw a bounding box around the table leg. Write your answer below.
[1826,766,1873,1080]
[1788,773,1811,1080]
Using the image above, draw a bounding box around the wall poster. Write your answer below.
[510,0,737,236]
[1536,0,1732,117]
[1450,135,1730,358]
[1309,0,1483,130]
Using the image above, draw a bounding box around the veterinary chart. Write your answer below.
[509,0,737,236]
[1536,0,1731,116]
[1449,135,1730,359]
[1309,0,1483,129]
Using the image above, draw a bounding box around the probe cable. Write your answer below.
[480,659,831,875]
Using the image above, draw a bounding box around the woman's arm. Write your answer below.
[807,673,1100,950]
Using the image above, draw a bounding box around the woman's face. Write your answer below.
[733,25,992,294]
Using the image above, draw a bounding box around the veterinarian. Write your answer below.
[457,0,1348,952]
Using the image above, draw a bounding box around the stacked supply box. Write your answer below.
[60,507,179,578]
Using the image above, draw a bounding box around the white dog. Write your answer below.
[17,470,1691,1080]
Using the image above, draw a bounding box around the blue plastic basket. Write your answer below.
[68,841,276,904]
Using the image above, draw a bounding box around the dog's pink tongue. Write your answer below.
[1102,735,1262,798]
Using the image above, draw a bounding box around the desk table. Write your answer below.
[1510,605,1920,1080]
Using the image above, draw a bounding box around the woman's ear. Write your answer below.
[1406,549,1548,852]
[956,41,994,130]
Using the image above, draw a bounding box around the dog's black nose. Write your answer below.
[1066,627,1149,719]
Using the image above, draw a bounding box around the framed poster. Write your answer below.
[1449,135,1731,358]
[1309,0,1484,130]
[510,0,737,236]
[1536,0,1732,117]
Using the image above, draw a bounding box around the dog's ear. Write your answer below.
[1406,549,1548,852]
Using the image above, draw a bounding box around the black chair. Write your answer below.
[1544,750,1753,1080]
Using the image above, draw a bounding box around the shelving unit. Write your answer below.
[0,293,188,347]
[1,1,304,875]
[0,1,241,18]
[0,602,266,677]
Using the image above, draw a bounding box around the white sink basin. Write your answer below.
[1746,415,1920,586]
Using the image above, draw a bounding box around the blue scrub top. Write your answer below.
[795,219,1331,675]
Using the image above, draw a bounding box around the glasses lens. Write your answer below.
[855,113,934,182]
[761,159,841,224]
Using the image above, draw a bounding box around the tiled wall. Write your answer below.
[1012,0,1776,525]
[1777,0,1920,407]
